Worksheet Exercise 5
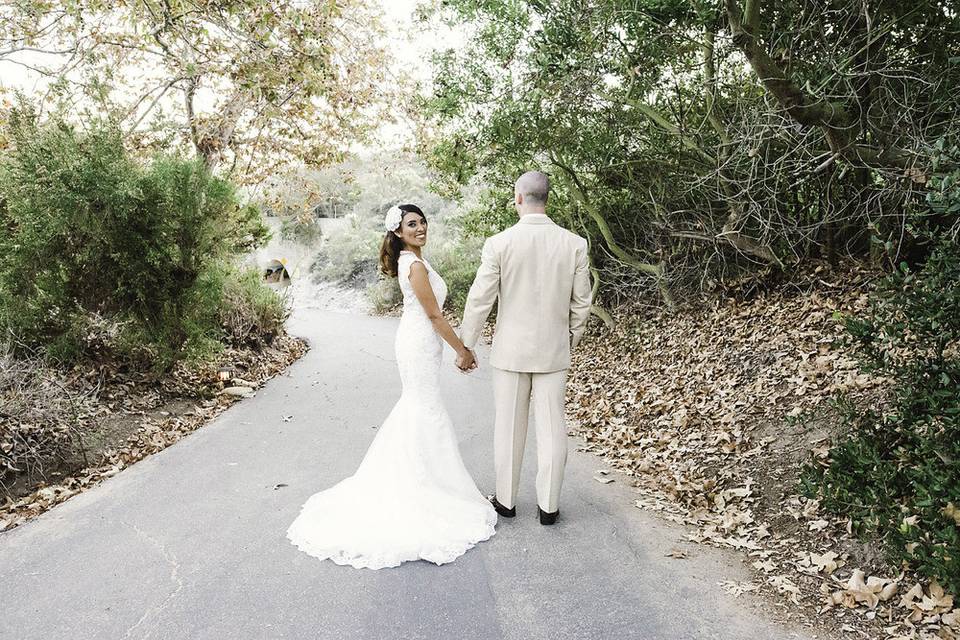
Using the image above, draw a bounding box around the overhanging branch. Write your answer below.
[723,0,919,172]
[551,158,676,309]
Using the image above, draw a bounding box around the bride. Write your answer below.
[286,203,497,569]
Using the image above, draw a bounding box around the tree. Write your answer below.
[0,0,393,181]
[423,0,960,304]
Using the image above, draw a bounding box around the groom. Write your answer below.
[458,170,592,525]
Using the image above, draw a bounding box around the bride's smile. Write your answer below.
[397,212,428,249]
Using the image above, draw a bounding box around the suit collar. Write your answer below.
[517,213,554,225]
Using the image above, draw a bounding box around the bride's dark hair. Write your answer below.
[379,204,426,278]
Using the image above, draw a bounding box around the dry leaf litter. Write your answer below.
[567,265,958,640]
[1,334,307,532]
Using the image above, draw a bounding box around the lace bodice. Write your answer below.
[398,251,447,316]
[395,251,448,403]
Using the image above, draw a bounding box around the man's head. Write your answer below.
[514,171,550,212]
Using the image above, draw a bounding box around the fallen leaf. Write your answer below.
[769,575,802,604]
[719,580,760,597]
[942,502,960,526]
[810,551,839,574]
[839,570,898,609]
[753,559,777,573]
[808,519,829,532]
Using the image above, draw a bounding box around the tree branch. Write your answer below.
[723,0,919,172]
[701,26,731,150]
[552,158,676,309]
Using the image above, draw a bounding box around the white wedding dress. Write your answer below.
[286,250,497,569]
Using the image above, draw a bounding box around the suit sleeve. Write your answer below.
[459,238,500,350]
[569,238,592,349]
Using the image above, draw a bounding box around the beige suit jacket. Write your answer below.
[460,213,592,373]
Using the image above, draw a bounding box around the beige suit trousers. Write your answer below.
[492,367,568,513]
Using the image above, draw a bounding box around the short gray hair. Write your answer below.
[515,171,550,205]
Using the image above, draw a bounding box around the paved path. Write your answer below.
[0,309,815,640]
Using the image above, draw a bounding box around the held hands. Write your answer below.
[456,347,478,373]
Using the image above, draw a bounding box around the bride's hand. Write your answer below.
[456,348,477,372]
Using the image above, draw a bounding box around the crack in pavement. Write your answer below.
[357,347,396,363]
[118,520,185,640]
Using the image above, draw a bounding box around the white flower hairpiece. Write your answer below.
[384,205,403,232]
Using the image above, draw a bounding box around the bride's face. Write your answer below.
[395,212,428,250]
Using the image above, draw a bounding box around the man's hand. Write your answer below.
[456,348,478,372]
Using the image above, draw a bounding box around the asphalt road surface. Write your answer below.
[0,308,816,640]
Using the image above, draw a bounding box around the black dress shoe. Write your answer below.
[538,507,559,525]
[487,494,516,518]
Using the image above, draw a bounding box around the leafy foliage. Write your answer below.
[425,0,960,603]
[427,233,483,316]
[0,108,275,370]
[803,239,960,594]
[213,264,291,350]
[0,0,392,180]
[424,0,960,303]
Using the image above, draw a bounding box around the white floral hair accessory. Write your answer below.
[384,205,403,232]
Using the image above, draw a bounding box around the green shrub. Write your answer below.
[279,214,323,245]
[426,230,482,316]
[219,265,291,346]
[366,278,401,314]
[0,107,270,368]
[310,215,381,286]
[92,263,288,373]
[802,238,960,593]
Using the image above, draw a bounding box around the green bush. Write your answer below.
[802,238,960,593]
[0,108,270,368]
[426,229,482,316]
[112,262,229,370]
[219,265,291,346]
[310,215,381,286]
[279,214,323,245]
[93,263,288,373]
[366,278,401,314]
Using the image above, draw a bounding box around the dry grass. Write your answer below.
[0,333,308,531]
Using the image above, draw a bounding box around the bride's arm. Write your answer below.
[408,262,475,366]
